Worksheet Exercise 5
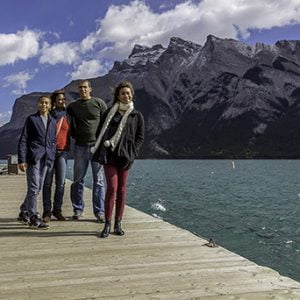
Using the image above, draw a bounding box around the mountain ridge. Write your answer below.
[1,35,300,159]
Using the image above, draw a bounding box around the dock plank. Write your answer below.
[0,175,299,299]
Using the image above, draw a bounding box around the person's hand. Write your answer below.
[18,163,27,172]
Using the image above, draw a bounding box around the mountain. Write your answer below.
[1,35,300,159]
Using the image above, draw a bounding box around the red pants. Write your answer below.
[104,164,129,221]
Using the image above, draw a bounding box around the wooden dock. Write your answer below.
[0,174,299,299]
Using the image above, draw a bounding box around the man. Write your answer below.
[18,95,56,229]
[67,80,107,222]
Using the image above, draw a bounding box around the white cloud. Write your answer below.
[50,31,60,40]
[3,71,36,95]
[90,0,300,60]
[80,28,102,53]
[0,111,12,127]
[70,60,107,80]
[6,0,296,81]
[198,0,300,39]
[39,42,79,65]
[0,29,40,66]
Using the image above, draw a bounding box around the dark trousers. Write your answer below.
[42,151,67,213]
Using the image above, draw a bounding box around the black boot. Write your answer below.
[114,219,125,236]
[100,220,111,238]
[52,209,66,221]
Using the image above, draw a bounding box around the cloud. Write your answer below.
[198,0,300,39]
[39,42,79,65]
[3,71,36,95]
[89,0,300,60]
[0,29,40,66]
[50,31,60,40]
[0,111,12,127]
[80,28,102,53]
[70,60,107,80]
[5,0,297,81]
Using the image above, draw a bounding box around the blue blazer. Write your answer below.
[18,112,56,167]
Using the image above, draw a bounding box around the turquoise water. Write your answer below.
[68,160,300,281]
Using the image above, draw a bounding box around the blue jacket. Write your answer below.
[18,112,56,167]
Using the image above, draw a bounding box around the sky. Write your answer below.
[0,0,300,125]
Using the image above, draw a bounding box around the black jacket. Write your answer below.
[18,112,56,167]
[93,108,144,169]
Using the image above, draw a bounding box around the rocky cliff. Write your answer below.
[1,35,300,158]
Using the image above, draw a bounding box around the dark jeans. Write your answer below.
[104,164,129,221]
[42,151,67,213]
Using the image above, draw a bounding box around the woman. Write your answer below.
[42,89,70,222]
[92,81,144,238]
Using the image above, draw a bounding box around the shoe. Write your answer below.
[96,214,105,223]
[114,219,125,236]
[100,221,111,238]
[52,209,66,221]
[42,211,52,223]
[29,216,49,230]
[72,210,84,220]
[17,211,29,224]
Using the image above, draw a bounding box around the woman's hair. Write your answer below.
[50,89,65,109]
[113,81,134,104]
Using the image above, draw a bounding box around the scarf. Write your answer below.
[90,101,134,154]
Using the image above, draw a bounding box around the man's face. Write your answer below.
[38,97,51,114]
[78,81,92,100]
